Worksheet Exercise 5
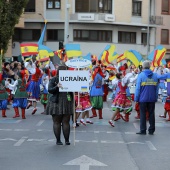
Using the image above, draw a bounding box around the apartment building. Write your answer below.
[155,0,170,59]
[11,0,164,60]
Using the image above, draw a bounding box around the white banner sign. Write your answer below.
[59,70,89,92]
[78,14,95,21]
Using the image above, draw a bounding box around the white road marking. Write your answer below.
[0,138,17,141]
[0,129,12,131]
[27,139,46,142]
[125,132,136,134]
[14,129,29,131]
[146,141,157,150]
[133,123,140,130]
[16,120,22,123]
[14,136,28,146]
[75,140,98,143]
[37,129,52,132]
[64,155,107,170]
[94,131,99,133]
[36,120,45,126]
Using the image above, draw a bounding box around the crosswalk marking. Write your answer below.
[14,136,28,146]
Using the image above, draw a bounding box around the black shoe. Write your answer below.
[148,132,154,135]
[136,131,146,135]
[56,141,63,145]
[65,141,70,145]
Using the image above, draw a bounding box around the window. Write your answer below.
[161,29,169,44]
[13,29,41,41]
[141,33,147,45]
[47,29,64,41]
[132,0,142,16]
[25,0,35,12]
[47,0,61,9]
[75,0,112,14]
[118,31,136,43]
[74,30,112,42]
[162,0,170,14]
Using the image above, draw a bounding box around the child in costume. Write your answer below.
[108,72,134,127]
[0,74,8,117]
[7,70,28,119]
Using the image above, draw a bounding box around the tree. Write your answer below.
[0,0,28,72]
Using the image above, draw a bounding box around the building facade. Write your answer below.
[9,0,167,60]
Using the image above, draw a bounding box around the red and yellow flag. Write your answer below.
[20,43,38,56]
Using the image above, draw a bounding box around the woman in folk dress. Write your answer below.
[108,72,134,127]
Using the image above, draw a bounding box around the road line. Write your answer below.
[36,120,45,126]
[0,129,12,131]
[146,141,157,150]
[14,136,28,146]
[14,129,29,131]
[0,138,17,141]
[125,132,136,134]
[15,120,22,123]
[133,123,140,130]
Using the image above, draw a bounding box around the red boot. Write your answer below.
[125,113,130,122]
[2,110,7,118]
[146,111,149,121]
[21,108,26,119]
[166,111,170,121]
[90,108,97,118]
[32,108,37,115]
[135,111,140,119]
[114,112,122,121]
[13,107,20,118]
[26,102,32,109]
[98,109,103,119]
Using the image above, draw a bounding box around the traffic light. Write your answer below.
[59,41,64,50]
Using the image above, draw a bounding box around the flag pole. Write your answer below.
[0,49,3,73]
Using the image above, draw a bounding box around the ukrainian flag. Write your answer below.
[81,86,88,92]
[65,44,82,58]
[38,44,54,57]
[124,50,142,67]
[20,43,38,56]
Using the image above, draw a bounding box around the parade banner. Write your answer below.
[59,70,89,92]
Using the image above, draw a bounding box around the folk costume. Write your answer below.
[0,74,8,117]
[26,61,41,115]
[90,66,105,119]
[40,68,50,114]
[8,70,28,119]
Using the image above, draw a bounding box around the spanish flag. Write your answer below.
[117,53,126,63]
[20,43,38,56]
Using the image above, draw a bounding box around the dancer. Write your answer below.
[7,70,28,119]
[0,74,8,117]
[108,72,133,127]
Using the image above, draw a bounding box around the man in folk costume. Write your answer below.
[26,60,41,115]
[7,70,28,119]
[0,73,8,117]
[89,64,105,119]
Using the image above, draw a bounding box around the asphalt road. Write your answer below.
[0,97,170,170]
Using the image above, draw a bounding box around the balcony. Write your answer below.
[70,13,115,23]
[150,16,163,25]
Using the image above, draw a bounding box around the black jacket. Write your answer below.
[48,77,60,103]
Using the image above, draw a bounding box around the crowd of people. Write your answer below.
[1,57,170,144]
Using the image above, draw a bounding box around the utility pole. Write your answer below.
[146,0,150,57]
[64,0,70,45]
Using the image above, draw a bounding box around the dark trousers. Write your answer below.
[139,102,155,133]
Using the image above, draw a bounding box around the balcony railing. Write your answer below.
[150,16,163,25]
